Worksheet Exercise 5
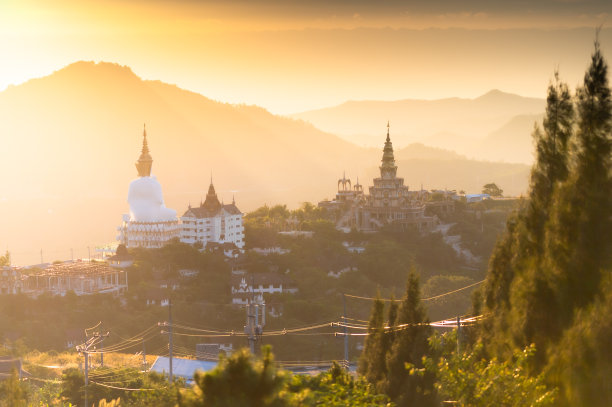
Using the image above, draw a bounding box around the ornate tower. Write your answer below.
[202,178,222,212]
[380,121,397,179]
[135,125,153,177]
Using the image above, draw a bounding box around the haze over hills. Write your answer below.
[290,90,545,163]
[0,61,529,265]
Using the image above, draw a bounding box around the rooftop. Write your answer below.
[35,261,121,277]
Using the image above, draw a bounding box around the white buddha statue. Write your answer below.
[127,126,177,223]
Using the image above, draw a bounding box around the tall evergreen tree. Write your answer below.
[507,74,575,360]
[357,295,386,387]
[526,73,574,248]
[385,272,435,406]
[383,295,399,355]
[545,38,612,321]
[482,70,576,362]
[548,271,612,407]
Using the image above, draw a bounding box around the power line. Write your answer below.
[343,280,485,302]
[89,380,163,392]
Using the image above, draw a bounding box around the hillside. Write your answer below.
[0,62,529,265]
[480,114,544,163]
[290,90,545,162]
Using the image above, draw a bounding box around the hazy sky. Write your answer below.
[1,0,611,113]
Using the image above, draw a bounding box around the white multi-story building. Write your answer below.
[117,126,180,248]
[180,182,245,249]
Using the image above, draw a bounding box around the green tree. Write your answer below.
[0,369,28,407]
[481,183,503,197]
[179,346,288,407]
[482,64,583,364]
[527,73,574,246]
[480,37,612,405]
[286,362,393,406]
[384,272,435,406]
[545,38,612,320]
[358,295,387,388]
[428,336,556,407]
[383,296,398,365]
[0,251,10,267]
[547,272,612,407]
[60,367,85,405]
[503,73,575,360]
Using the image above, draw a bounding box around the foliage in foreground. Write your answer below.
[426,334,556,407]
[285,362,393,406]
[179,346,392,406]
[358,272,435,406]
[60,367,180,407]
[480,38,612,405]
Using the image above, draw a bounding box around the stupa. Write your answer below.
[117,126,179,248]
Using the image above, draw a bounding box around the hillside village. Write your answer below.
[0,117,516,364]
[1,1,611,404]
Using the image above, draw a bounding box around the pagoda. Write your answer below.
[117,126,180,248]
[357,123,436,231]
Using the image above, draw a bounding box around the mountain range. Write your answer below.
[0,61,530,265]
[290,90,545,163]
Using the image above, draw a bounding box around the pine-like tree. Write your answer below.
[527,73,574,249]
[357,295,387,387]
[383,295,398,355]
[545,38,612,322]
[481,37,612,401]
[385,272,435,406]
[482,69,577,362]
[507,74,575,360]
[548,271,612,407]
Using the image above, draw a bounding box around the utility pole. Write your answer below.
[456,316,462,354]
[342,294,348,370]
[40,249,43,265]
[168,299,173,383]
[99,323,104,367]
[142,337,147,368]
[77,332,105,407]
[246,274,256,354]
[84,348,88,407]
[245,303,256,354]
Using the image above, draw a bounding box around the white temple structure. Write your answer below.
[319,123,437,232]
[117,126,180,248]
[180,180,245,249]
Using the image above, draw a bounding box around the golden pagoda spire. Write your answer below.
[386,120,390,142]
[380,121,397,179]
[135,124,153,177]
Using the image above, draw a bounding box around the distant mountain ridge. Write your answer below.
[289,90,545,163]
[0,61,530,265]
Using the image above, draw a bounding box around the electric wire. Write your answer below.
[84,321,102,335]
[89,381,163,392]
[343,280,485,302]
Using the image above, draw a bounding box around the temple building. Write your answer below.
[117,127,180,248]
[180,180,245,249]
[321,123,437,232]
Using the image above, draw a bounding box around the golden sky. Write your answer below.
[1,0,611,113]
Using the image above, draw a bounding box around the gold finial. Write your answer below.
[386,121,390,142]
[135,125,153,177]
